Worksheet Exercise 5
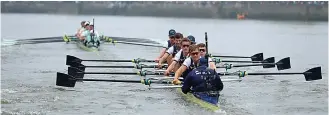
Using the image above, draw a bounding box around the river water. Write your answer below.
[1,13,328,115]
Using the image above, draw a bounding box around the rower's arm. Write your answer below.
[76,29,81,37]
[157,48,167,59]
[174,65,187,80]
[158,53,169,65]
[166,61,177,72]
[214,71,224,91]
[181,73,192,94]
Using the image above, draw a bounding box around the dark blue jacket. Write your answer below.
[181,66,223,94]
[181,66,223,105]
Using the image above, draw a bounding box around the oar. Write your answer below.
[211,53,264,61]
[103,37,162,48]
[66,55,156,66]
[67,67,172,79]
[56,72,174,87]
[113,41,163,48]
[69,63,168,71]
[3,36,65,42]
[219,66,322,81]
[91,18,95,45]
[205,32,210,67]
[56,72,242,88]
[213,57,275,64]
[217,57,291,70]
[2,39,65,45]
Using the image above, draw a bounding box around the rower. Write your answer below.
[187,35,196,45]
[155,29,176,63]
[89,22,101,47]
[79,21,93,46]
[172,44,216,85]
[181,57,224,105]
[76,21,86,37]
[198,43,216,69]
[164,37,191,75]
[158,32,183,67]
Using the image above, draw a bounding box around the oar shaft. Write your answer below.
[81,65,164,69]
[81,72,138,75]
[218,72,303,76]
[79,72,165,76]
[83,65,136,68]
[222,60,262,63]
[233,63,274,67]
[82,60,133,62]
[115,41,162,48]
[213,55,250,58]
[81,59,155,63]
[77,78,141,83]
[248,72,303,75]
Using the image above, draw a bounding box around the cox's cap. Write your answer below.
[187,35,195,44]
[169,29,176,36]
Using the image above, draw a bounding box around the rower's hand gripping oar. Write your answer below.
[220,66,322,81]
[66,55,156,66]
[217,57,291,71]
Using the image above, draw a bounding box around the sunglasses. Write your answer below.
[190,52,199,56]
[170,36,175,39]
[182,45,189,48]
[199,49,205,52]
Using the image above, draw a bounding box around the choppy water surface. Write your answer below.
[1,13,328,115]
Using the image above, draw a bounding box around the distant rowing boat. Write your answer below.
[63,35,100,52]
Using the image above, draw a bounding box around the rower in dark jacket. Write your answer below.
[181,57,224,105]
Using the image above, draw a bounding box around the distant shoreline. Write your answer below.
[1,1,328,21]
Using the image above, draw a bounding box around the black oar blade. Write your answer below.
[263,57,275,63]
[304,67,322,81]
[263,57,275,68]
[68,67,84,79]
[276,57,291,70]
[56,72,77,87]
[251,53,263,61]
[66,55,82,66]
[69,63,86,71]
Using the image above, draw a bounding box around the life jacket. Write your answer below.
[192,67,221,105]
[180,66,223,105]
[178,51,188,64]
[182,58,198,78]
[172,45,179,57]
[167,40,173,48]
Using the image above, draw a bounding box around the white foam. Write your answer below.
[1,89,18,93]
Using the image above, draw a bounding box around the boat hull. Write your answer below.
[63,35,100,52]
[176,88,220,112]
[76,41,100,52]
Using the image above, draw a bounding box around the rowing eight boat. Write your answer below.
[63,35,100,52]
